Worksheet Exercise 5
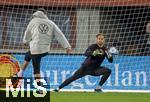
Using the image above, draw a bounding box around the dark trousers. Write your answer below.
[59,65,111,89]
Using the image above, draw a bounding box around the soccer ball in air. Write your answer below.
[108,47,119,55]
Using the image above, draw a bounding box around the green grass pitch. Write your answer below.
[50,92,150,102]
[1,90,150,102]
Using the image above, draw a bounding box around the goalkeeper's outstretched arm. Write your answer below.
[105,50,113,63]
[106,46,119,63]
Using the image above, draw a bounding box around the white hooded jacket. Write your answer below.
[23,11,71,54]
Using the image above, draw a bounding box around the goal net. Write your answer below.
[0,0,150,92]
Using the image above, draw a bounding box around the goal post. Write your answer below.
[0,0,150,92]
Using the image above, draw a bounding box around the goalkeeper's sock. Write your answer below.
[95,86,102,90]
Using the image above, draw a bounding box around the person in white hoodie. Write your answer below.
[12,8,72,91]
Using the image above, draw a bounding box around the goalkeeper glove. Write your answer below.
[105,50,113,63]
[108,47,119,55]
[92,49,103,56]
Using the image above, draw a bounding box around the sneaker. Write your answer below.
[11,74,22,88]
[11,74,19,88]
[94,88,102,92]
[53,88,59,92]
[94,86,103,92]
[37,89,43,94]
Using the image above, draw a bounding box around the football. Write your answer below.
[108,47,119,55]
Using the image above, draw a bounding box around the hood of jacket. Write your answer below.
[32,11,48,19]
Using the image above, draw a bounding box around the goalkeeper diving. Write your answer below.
[54,33,119,92]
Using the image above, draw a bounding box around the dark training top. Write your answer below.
[82,44,113,68]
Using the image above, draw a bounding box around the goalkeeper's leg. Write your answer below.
[54,67,85,92]
[91,67,111,92]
